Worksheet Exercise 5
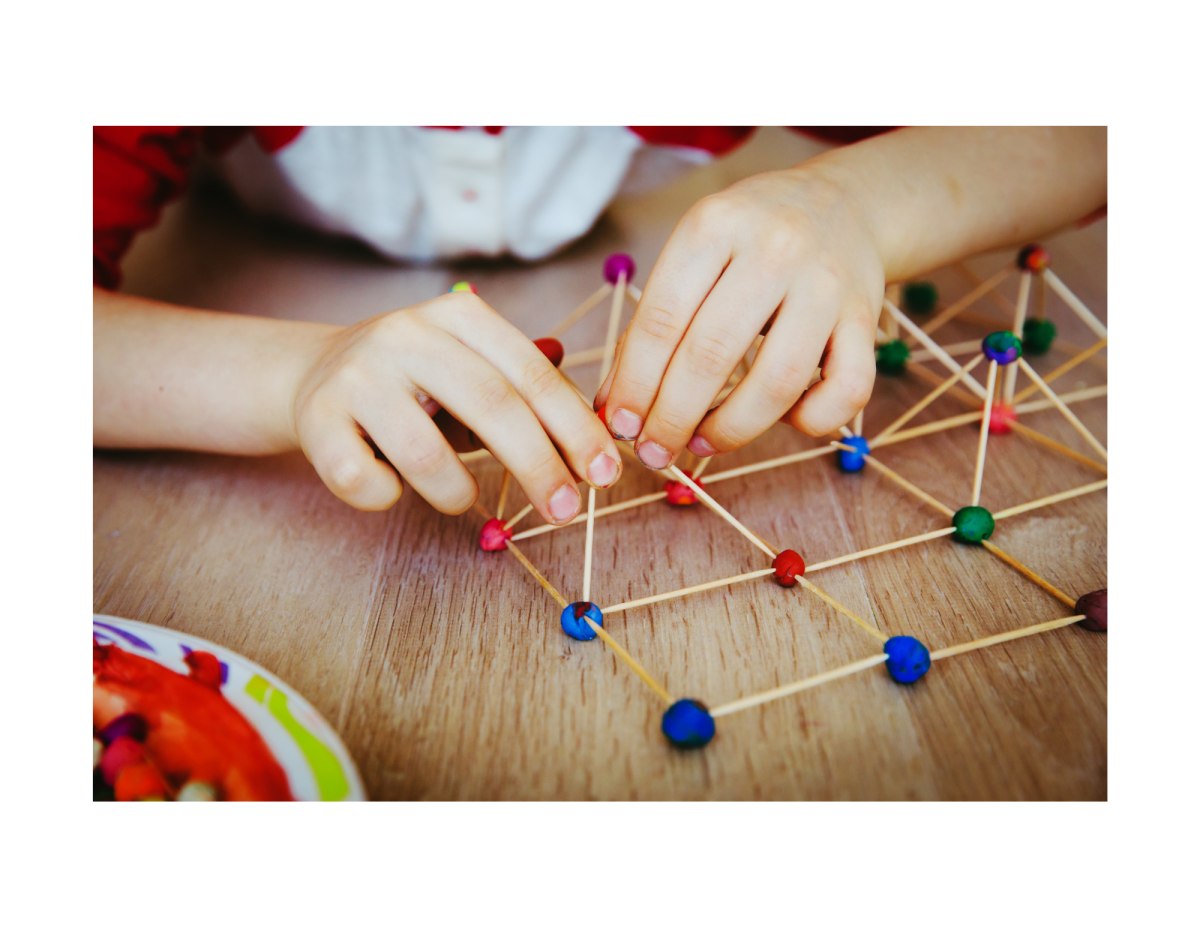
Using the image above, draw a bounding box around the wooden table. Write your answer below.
[95,128,1107,800]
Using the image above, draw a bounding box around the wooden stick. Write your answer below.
[1003,271,1031,403]
[601,568,777,615]
[581,486,596,604]
[703,445,838,483]
[625,282,642,303]
[599,271,626,386]
[931,615,1087,661]
[852,409,864,436]
[992,479,1108,521]
[1008,421,1108,474]
[504,540,567,608]
[872,354,985,443]
[1044,269,1108,339]
[805,527,957,574]
[690,454,714,479]
[954,262,1017,316]
[907,360,982,407]
[471,500,493,522]
[972,360,999,506]
[871,411,984,447]
[797,577,888,643]
[709,654,890,718]
[1035,271,1046,319]
[980,540,1077,608]
[884,282,900,338]
[1052,337,1108,370]
[504,503,535,531]
[858,450,956,518]
[560,346,606,369]
[883,299,989,399]
[1011,338,1107,405]
[582,617,673,705]
[1016,358,1107,461]
[910,339,984,363]
[459,448,494,464]
[666,466,777,560]
[547,283,613,338]
[495,471,511,521]
[1015,385,1107,415]
[511,491,668,541]
[917,266,1013,339]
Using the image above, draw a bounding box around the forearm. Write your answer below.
[93,287,336,454]
[808,126,1107,282]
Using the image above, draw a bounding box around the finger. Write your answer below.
[782,311,877,436]
[357,392,481,515]
[299,409,404,511]
[687,291,834,456]
[633,259,784,468]
[405,329,585,526]
[432,292,622,491]
[602,200,734,442]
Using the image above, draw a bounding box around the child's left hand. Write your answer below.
[593,164,883,469]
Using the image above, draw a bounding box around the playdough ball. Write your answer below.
[982,331,1023,365]
[1017,244,1051,272]
[837,435,871,473]
[1075,589,1107,632]
[773,549,806,587]
[876,339,911,375]
[479,518,513,552]
[98,712,147,745]
[902,281,939,314]
[884,635,931,684]
[561,601,603,641]
[988,403,1017,435]
[952,506,995,544]
[114,762,169,801]
[177,780,219,801]
[449,281,477,294]
[603,253,636,284]
[100,736,145,786]
[664,469,703,506]
[661,699,715,748]
[1021,317,1057,356]
[533,337,564,368]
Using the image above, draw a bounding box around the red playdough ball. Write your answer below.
[664,470,702,506]
[100,736,146,786]
[479,518,514,552]
[988,403,1017,435]
[534,337,564,368]
[1017,244,1051,272]
[773,549,806,587]
[114,762,169,801]
[1075,589,1107,632]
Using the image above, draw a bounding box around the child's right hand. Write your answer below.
[291,290,622,524]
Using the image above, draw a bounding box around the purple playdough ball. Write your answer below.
[603,253,636,284]
[1075,589,1107,632]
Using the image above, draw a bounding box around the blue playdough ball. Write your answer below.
[884,636,931,684]
[661,699,715,748]
[837,435,871,473]
[561,601,603,641]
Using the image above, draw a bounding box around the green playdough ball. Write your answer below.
[902,282,939,314]
[952,506,995,544]
[876,339,911,375]
[1021,317,1057,356]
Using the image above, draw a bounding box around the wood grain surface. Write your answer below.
[94,128,1107,800]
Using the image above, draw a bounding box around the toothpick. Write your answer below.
[459,448,494,464]
[931,615,1087,661]
[504,503,535,531]
[666,466,777,560]
[1044,269,1108,339]
[883,299,990,400]
[858,450,956,518]
[581,616,673,704]
[884,283,900,338]
[1035,272,1046,319]
[909,339,985,363]
[504,540,567,608]
[1014,385,1107,416]
[906,361,982,407]
[1008,422,1108,474]
[547,283,613,338]
[1051,337,1108,370]
[871,411,984,448]
[1003,271,1031,403]
[796,577,888,643]
[805,527,958,574]
[702,445,838,483]
[992,479,1108,521]
[690,454,714,479]
[972,360,999,506]
[1011,338,1107,405]
[852,409,864,436]
[601,568,777,615]
[560,346,606,369]
[495,471,511,521]
[511,491,667,541]
[1015,358,1107,461]
[625,282,642,303]
[581,487,596,603]
[918,266,1014,339]
[980,540,1077,608]
[953,262,1017,316]
[471,500,493,522]
[709,654,890,718]
[599,271,626,387]
[872,354,985,443]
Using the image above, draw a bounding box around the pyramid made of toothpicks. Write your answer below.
[461,245,1107,748]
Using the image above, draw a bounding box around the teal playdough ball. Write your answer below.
[952,506,995,544]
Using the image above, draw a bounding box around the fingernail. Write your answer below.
[548,484,581,523]
[688,435,716,457]
[611,408,642,440]
[635,441,672,470]
[587,452,619,487]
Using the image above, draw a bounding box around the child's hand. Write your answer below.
[594,165,883,468]
[293,290,622,523]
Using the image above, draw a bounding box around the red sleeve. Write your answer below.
[791,127,897,144]
[628,127,756,156]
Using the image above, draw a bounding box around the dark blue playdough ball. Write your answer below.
[884,636,931,684]
[661,699,716,748]
[561,601,603,640]
[837,435,871,473]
